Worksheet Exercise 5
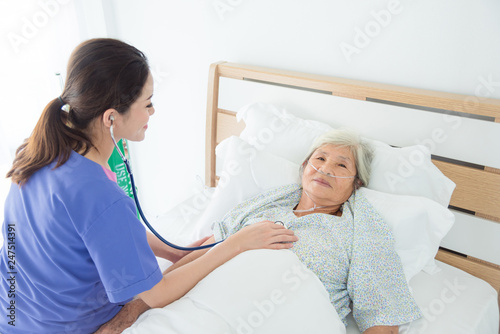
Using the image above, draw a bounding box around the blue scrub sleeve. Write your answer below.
[82,196,163,303]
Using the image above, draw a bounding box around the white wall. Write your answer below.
[0,0,83,219]
[105,0,500,219]
[1,0,499,221]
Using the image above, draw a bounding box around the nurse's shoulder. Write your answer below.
[46,151,133,224]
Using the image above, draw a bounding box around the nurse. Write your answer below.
[0,38,297,333]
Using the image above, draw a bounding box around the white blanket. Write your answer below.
[125,249,346,334]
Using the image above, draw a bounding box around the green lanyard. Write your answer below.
[108,139,139,218]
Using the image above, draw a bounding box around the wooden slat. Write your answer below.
[216,110,245,145]
[436,249,500,293]
[468,256,500,270]
[217,62,500,119]
[475,213,500,223]
[331,92,366,101]
[432,160,500,221]
[205,62,225,187]
[486,167,500,174]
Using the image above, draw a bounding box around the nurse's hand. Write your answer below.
[168,236,212,263]
[147,232,211,263]
[225,220,298,252]
[94,298,150,333]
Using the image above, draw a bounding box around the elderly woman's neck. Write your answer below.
[293,195,343,218]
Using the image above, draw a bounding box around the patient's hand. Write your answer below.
[226,220,298,252]
[147,232,211,263]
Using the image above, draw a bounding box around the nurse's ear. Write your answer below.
[102,109,117,128]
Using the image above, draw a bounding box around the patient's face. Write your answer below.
[301,144,357,207]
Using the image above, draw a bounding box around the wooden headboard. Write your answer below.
[204,61,500,295]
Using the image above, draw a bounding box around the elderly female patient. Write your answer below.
[169,129,422,333]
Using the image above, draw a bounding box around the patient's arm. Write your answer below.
[163,236,215,274]
[364,326,398,333]
[139,221,298,308]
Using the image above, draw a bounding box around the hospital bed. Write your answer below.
[126,62,500,333]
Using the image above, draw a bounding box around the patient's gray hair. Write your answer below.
[300,129,374,187]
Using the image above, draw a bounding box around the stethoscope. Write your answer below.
[110,116,221,251]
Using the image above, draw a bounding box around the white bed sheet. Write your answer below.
[346,261,499,334]
[144,194,499,334]
[126,249,347,334]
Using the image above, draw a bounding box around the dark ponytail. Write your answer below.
[7,38,149,185]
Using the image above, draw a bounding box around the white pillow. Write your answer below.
[237,102,456,207]
[368,140,456,207]
[359,188,455,281]
[237,102,333,165]
[196,136,454,282]
[191,136,299,239]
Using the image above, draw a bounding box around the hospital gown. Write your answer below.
[213,183,421,332]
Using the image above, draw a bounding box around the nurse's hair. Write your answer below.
[7,38,150,185]
[299,129,374,188]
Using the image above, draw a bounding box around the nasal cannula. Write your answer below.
[307,160,355,179]
[292,161,356,213]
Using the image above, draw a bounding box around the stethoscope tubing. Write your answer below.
[111,124,221,251]
[126,161,222,251]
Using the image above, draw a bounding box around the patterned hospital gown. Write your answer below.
[213,183,421,332]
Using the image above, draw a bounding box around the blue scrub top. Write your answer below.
[0,151,162,333]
